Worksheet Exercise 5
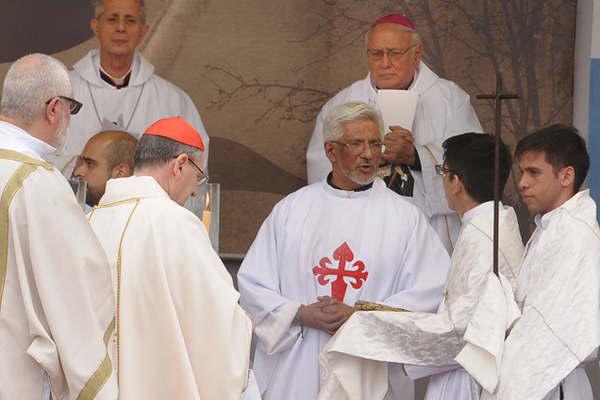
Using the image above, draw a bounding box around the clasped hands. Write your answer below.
[382,126,416,166]
[298,296,355,336]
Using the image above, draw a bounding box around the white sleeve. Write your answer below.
[238,205,303,355]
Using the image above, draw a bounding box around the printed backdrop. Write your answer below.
[0,0,576,253]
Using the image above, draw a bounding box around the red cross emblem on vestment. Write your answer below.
[312,242,369,302]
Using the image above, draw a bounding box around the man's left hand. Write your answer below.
[317,296,355,335]
[382,126,417,166]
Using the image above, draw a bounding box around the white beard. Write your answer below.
[53,115,69,153]
[338,159,376,186]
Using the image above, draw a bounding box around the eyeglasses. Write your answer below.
[330,140,383,155]
[45,96,83,115]
[187,157,209,185]
[435,164,460,177]
[366,44,418,62]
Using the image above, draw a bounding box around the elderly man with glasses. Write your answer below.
[87,116,257,399]
[0,53,117,400]
[307,14,483,255]
[47,0,210,175]
[239,102,450,400]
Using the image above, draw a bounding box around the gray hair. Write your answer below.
[364,24,422,48]
[92,0,146,23]
[323,102,384,142]
[1,53,71,126]
[134,135,202,169]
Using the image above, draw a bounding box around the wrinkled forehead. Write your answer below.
[340,118,381,141]
[367,23,414,47]
[97,0,143,19]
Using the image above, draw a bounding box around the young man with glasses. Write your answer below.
[319,132,523,400]
[87,116,256,399]
[0,54,117,400]
[307,13,483,254]
[239,102,450,400]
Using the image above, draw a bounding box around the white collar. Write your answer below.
[462,201,496,225]
[99,175,170,205]
[534,206,561,230]
[0,120,55,160]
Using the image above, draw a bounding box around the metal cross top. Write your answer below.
[476,73,519,277]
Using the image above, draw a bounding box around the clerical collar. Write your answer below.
[99,66,132,89]
[326,172,373,192]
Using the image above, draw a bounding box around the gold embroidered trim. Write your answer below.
[354,300,406,312]
[0,163,38,309]
[0,149,52,170]
[89,198,141,387]
[75,319,116,400]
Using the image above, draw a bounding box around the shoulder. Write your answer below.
[148,73,194,102]
[321,76,371,113]
[372,179,424,220]
[270,182,321,216]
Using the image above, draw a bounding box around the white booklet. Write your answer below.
[376,89,418,131]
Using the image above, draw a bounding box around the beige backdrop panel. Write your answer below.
[0,0,576,253]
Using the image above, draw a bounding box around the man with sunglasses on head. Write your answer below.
[307,14,483,254]
[239,102,450,400]
[87,116,256,399]
[0,54,117,399]
[47,0,209,175]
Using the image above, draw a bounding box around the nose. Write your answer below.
[72,163,85,179]
[380,52,392,68]
[518,173,528,191]
[116,18,126,32]
[361,142,374,159]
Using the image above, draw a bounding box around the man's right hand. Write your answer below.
[299,300,347,335]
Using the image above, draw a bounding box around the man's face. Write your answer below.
[91,0,148,59]
[169,154,204,206]
[441,163,458,212]
[72,139,112,206]
[518,151,570,215]
[367,24,423,90]
[327,119,381,190]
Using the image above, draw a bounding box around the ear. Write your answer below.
[90,18,99,37]
[44,98,61,125]
[449,173,464,195]
[325,142,336,163]
[111,163,131,178]
[140,24,150,41]
[413,43,424,64]
[172,153,188,179]
[559,166,576,189]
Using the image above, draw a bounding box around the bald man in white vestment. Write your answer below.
[482,125,600,400]
[239,102,451,400]
[88,117,255,399]
[318,133,523,400]
[0,54,117,400]
[47,0,209,173]
[306,14,482,253]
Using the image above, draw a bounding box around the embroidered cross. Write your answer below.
[312,242,368,301]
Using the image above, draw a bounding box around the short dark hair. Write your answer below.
[515,124,589,192]
[443,133,512,204]
[102,131,137,171]
[134,135,200,169]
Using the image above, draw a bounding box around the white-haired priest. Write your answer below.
[238,101,451,400]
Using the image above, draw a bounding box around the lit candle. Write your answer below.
[202,192,212,234]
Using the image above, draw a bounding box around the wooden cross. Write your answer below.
[476,74,519,276]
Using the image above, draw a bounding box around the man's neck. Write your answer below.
[99,52,134,79]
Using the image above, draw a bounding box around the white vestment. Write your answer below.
[306,63,483,253]
[0,121,117,400]
[238,178,451,400]
[317,202,524,400]
[88,175,252,400]
[482,190,600,400]
[46,49,209,173]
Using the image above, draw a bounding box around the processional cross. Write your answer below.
[476,74,519,276]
